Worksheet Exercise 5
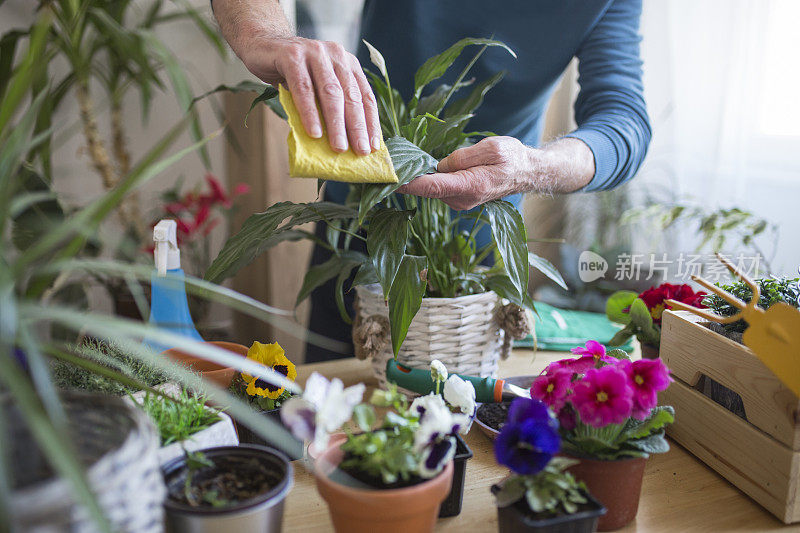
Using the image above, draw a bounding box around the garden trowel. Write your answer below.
[666,253,800,397]
[385,359,531,403]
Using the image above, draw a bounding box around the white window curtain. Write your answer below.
[634,0,800,276]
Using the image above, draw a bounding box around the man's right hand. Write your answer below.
[240,37,381,155]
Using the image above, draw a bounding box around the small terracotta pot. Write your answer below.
[314,440,453,533]
[565,455,646,531]
[640,343,659,359]
[162,341,248,389]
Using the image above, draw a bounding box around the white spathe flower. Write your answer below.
[280,372,365,452]
[362,39,387,78]
[443,374,477,419]
[430,359,448,384]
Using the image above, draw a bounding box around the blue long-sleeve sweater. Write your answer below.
[352,0,651,195]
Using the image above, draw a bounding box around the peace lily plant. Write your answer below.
[205,37,566,356]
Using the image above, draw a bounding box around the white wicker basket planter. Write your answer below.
[355,283,505,388]
[10,392,166,533]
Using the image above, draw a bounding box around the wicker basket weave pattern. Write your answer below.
[355,284,504,387]
[11,392,165,532]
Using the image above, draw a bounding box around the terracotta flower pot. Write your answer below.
[314,440,454,533]
[565,455,646,531]
[640,343,659,359]
[162,341,248,389]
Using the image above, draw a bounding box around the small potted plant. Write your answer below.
[162,445,293,532]
[281,372,469,532]
[229,341,303,459]
[530,341,675,530]
[429,360,476,517]
[492,397,606,533]
[135,389,239,465]
[606,283,707,358]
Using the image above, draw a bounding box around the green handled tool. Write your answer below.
[385,359,530,403]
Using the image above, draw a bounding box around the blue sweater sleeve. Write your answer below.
[565,0,652,192]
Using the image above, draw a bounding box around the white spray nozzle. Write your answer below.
[153,219,180,276]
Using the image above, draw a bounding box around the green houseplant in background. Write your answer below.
[0,9,317,531]
[3,0,229,321]
[206,38,566,382]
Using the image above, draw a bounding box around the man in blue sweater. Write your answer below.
[213,0,651,361]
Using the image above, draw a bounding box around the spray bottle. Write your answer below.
[143,219,203,352]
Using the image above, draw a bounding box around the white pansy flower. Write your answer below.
[443,374,477,419]
[430,359,448,384]
[280,372,365,451]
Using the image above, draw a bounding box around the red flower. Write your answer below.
[638,283,706,324]
[530,370,572,411]
[233,183,251,196]
[205,174,231,207]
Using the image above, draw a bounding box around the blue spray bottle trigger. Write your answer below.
[143,220,204,353]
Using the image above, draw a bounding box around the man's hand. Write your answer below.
[213,0,380,155]
[397,136,596,210]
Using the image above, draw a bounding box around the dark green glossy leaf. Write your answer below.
[246,85,284,123]
[415,79,474,117]
[412,38,516,99]
[387,254,427,356]
[528,251,567,290]
[358,137,438,224]
[484,200,528,305]
[367,208,414,299]
[205,202,356,283]
[352,261,379,288]
[485,274,535,309]
[296,253,362,307]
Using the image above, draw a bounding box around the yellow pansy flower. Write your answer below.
[241,341,296,400]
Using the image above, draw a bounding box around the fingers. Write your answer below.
[352,60,382,151]
[278,39,378,155]
[397,172,472,200]
[438,136,512,172]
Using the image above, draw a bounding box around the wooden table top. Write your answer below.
[283,349,797,532]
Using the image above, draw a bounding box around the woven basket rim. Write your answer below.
[355,283,498,304]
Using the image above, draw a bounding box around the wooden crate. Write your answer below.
[659,310,800,523]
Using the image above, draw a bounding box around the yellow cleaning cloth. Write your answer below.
[279,85,398,184]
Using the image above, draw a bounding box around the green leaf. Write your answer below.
[528,252,567,290]
[412,38,516,99]
[246,84,284,123]
[609,325,634,346]
[353,404,377,432]
[605,348,631,360]
[205,202,356,283]
[420,113,473,157]
[628,298,654,329]
[622,406,675,440]
[358,137,438,223]
[485,274,534,309]
[296,255,349,307]
[387,255,427,356]
[484,200,528,305]
[415,80,474,117]
[606,291,638,324]
[191,80,267,107]
[493,476,526,508]
[623,430,670,456]
[352,262,379,287]
[444,70,506,118]
[367,208,414,299]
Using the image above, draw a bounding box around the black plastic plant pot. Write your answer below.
[438,433,474,517]
[237,408,303,461]
[162,445,293,533]
[491,486,606,533]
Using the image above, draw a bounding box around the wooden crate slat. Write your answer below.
[661,380,800,523]
[661,310,800,449]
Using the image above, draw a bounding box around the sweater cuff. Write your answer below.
[565,128,619,192]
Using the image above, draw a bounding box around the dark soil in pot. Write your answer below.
[163,445,291,511]
[491,487,605,533]
[477,401,512,432]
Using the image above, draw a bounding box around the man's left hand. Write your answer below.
[397,136,536,211]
